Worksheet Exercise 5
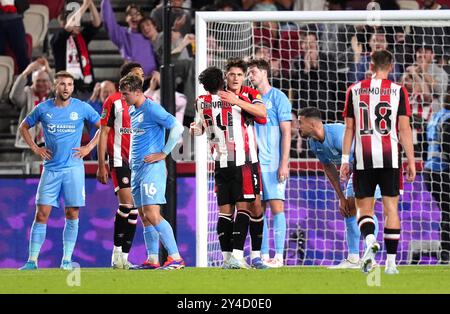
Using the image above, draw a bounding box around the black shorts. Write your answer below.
[353,168,401,198]
[214,162,261,206]
[110,165,131,193]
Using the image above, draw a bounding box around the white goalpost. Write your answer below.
[195,9,450,267]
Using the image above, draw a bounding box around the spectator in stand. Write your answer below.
[214,0,242,10]
[144,71,187,126]
[406,45,448,113]
[51,0,101,98]
[150,0,191,36]
[349,32,402,83]
[138,16,195,127]
[87,80,116,160]
[401,72,433,159]
[291,32,331,121]
[101,0,157,77]
[0,0,30,73]
[138,16,194,66]
[9,57,52,162]
[293,0,326,10]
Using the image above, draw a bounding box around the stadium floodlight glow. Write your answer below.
[195,9,450,267]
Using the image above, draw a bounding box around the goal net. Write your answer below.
[195,9,450,267]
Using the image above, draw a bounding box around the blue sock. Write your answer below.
[373,214,379,240]
[29,222,47,261]
[154,219,179,256]
[143,225,160,257]
[261,214,270,256]
[273,212,286,256]
[345,216,360,255]
[63,219,79,261]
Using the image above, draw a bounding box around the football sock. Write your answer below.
[261,215,270,256]
[28,222,46,262]
[232,210,250,251]
[154,219,179,256]
[273,212,286,256]
[384,228,400,266]
[122,208,138,254]
[143,225,159,261]
[63,218,79,261]
[114,206,130,248]
[250,214,264,253]
[217,213,233,257]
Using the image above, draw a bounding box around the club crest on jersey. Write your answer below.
[122,177,129,185]
[70,112,79,121]
[137,114,144,123]
[101,108,107,119]
[266,100,273,109]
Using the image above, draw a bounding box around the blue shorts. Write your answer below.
[36,167,85,207]
[346,173,382,199]
[131,162,167,208]
[260,166,286,202]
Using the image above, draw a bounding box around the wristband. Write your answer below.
[341,154,350,164]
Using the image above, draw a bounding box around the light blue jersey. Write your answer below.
[308,123,381,199]
[255,87,292,170]
[255,88,291,201]
[25,98,100,171]
[129,99,177,171]
[129,99,177,207]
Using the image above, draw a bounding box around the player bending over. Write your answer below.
[298,107,381,269]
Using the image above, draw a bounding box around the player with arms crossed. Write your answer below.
[191,60,268,269]
[341,50,416,274]
[19,71,101,270]
[247,58,291,268]
[298,107,381,269]
[119,74,185,270]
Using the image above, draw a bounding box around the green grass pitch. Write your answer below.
[1,266,450,294]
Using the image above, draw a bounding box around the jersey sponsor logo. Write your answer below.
[119,127,133,135]
[47,123,76,133]
[70,112,79,121]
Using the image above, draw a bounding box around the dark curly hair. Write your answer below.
[198,66,224,94]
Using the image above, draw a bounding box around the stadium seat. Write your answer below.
[23,4,49,49]
[28,0,65,20]
[0,56,15,101]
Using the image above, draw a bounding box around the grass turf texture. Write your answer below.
[1,266,450,294]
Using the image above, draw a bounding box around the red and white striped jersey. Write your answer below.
[100,92,131,168]
[195,86,266,168]
[343,78,411,170]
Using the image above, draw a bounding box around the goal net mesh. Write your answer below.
[202,16,449,266]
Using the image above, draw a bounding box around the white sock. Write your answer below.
[170,253,181,260]
[250,251,260,260]
[122,253,128,263]
[275,253,283,261]
[147,254,159,264]
[232,249,244,260]
[348,254,360,263]
[114,246,122,253]
[262,253,270,261]
[222,251,232,262]
[386,254,397,267]
[365,234,377,248]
